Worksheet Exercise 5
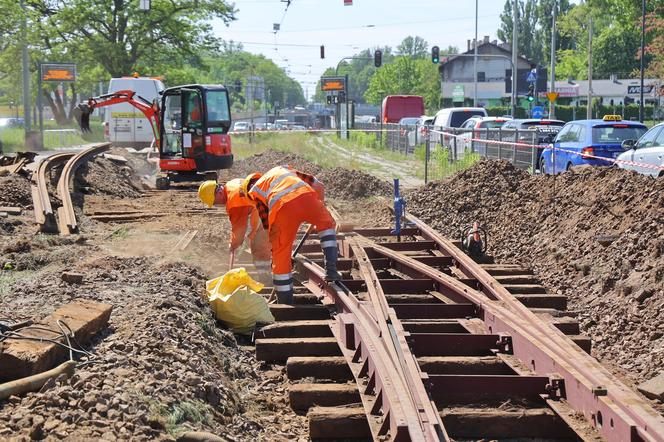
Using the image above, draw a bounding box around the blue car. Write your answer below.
[540,116,647,174]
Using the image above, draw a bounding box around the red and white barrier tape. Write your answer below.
[430,128,664,172]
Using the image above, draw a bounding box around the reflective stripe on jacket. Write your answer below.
[248,166,316,225]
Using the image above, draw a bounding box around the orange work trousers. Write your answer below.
[269,192,336,275]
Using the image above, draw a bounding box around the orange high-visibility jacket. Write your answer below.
[248,166,318,227]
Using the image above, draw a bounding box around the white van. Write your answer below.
[433,107,488,129]
[104,77,165,147]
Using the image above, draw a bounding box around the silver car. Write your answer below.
[617,122,664,177]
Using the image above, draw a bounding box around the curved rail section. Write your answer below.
[287,218,664,441]
[31,153,75,233]
[56,143,110,235]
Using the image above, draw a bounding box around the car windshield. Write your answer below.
[592,125,647,143]
[450,111,486,127]
[479,120,507,129]
[399,118,419,125]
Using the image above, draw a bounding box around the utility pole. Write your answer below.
[639,0,646,122]
[511,0,519,117]
[587,17,593,119]
[549,1,557,119]
[473,0,478,107]
[20,0,32,136]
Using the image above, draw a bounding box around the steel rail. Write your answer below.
[295,257,437,441]
[347,238,448,441]
[363,214,664,442]
[30,153,75,233]
[56,143,111,235]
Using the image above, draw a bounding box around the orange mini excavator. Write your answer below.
[75,84,233,189]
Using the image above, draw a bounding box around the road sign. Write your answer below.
[452,85,464,103]
[546,92,559,103]
[526,69,537,84]
[321,76,345,92]
[532,106,545,119]
[40,63,76,82]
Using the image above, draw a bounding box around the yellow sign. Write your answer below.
[40,63,76,82]
[602,114,622,121]
[546,92,559,102]
[111,112,140,118]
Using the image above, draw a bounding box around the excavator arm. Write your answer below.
[74,90,161,145]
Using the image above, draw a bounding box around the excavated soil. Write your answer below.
[408,160,664,388]
[219,149,391,201]
[0,174,32,209]
[0,256,303,441]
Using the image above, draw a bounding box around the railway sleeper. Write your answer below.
[307,405,577,440]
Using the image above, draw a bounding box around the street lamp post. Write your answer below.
[639,0,646,122]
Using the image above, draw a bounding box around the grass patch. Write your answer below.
[137,393,215,436]
[110,226,130,240]
[0,119,105,152]
[421,146,481,181]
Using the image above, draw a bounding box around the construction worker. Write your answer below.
[241,165,340,304]
[198,179,271,274]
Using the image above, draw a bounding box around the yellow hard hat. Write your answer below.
[241,173,262,197]
[198,180,218,207]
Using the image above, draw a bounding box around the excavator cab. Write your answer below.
[158,85,233,188]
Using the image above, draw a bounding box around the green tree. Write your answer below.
[364,57,439,112]
[396,36,428,59]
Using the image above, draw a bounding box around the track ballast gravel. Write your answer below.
[408,160,664,388]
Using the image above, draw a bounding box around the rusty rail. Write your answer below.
[30,153,75,233]
[56,143,110,235]
[287,215,664,441]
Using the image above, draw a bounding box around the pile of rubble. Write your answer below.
[219,149,390,200]
[408,160,664,387]
[0,255,305,440]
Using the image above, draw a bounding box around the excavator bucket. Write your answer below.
[73,104,92,133]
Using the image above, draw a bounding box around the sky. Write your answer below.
[212,0,508,100]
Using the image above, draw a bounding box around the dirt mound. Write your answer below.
[218,149,390,200]
[319,167,392,200]
[0,255,304,440]
[0,174,32,209]
[408,160,664,385]
[75,156,142,199]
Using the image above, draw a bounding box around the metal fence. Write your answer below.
[354,122,542,182]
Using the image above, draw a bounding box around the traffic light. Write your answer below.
[320,45,325,59]
[326,95,332,105]
[527,84,535,102]
[235,79,242,92]
[431,46,440,64]
[374,49,382,68]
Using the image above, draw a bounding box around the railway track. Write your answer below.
[254,213,664,441]
[31,143,110,235]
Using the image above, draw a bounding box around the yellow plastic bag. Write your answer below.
[205,268,274,335]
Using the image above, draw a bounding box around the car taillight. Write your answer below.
[581,147,594,159]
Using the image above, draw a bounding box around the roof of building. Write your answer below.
[442,41,535,66]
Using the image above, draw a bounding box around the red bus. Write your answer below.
[381,95,425,123]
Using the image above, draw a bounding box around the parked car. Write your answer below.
[432,107,488,147]
[456,116,512,153]
[616,122,664,177]
[540,115,647,174]
[381,95,424,124]
[233,121,250,132]
[406,116,434,147]
[0,117,25,128]
[501,119,565,169]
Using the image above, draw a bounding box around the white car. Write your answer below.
[233,121,250,132]
[406,116,434,148]
[617,122,664,177]
[456,116,512,155]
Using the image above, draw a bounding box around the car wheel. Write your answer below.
[539,158,547,174]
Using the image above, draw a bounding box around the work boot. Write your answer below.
[276,289,293,305]
[323,246,342,282]
[273,273,294,305]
